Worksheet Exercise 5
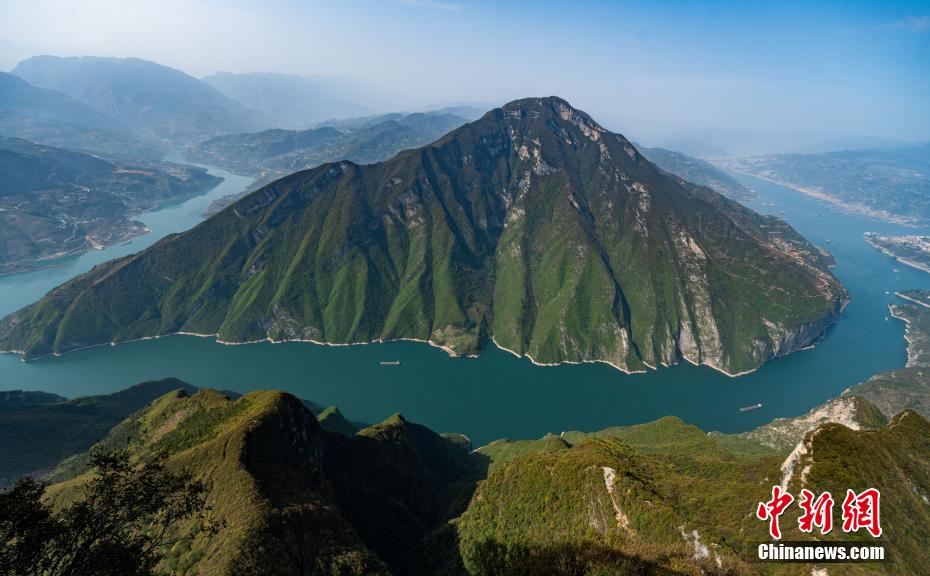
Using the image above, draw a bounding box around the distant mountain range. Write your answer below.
[190,111,471,176]
[189,110,475,214]
[0,97,847,375]
[0,71,162,161]
[0,136,220,274]
[0,56,501,274]
[202,71,371,128]
[12,56,264,145]
[0,71,121,132]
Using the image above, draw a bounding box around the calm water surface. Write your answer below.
[1,170,928,445]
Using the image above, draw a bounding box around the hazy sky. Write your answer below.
[2,0,929,148]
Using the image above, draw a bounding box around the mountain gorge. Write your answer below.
[6,291,929,574]
[0,97,847,374]
[190,110,474,214]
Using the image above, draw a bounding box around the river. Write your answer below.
[1,168,928,445]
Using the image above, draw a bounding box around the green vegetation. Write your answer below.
[727,395,887,452]
[0,450,211,576]
[0,136,221,274]
[0,378,197,484]
[40,389,478,575]
[192,110,471,215]
[0,97,847,375]
[318,406,361,436]
[22,381,929,575]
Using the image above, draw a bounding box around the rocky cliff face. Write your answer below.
[0,97,847,375]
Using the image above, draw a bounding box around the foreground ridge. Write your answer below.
[32,385,930,575]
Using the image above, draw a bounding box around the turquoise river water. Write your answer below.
[1,166,928,445]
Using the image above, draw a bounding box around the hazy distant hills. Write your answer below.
[729,143,930,225]
[190,110,473,214]
[0,71,121,132]
[0,71,163,160]
[202,71,371,128]
[0,97,847,375]
[0,378,198,482]
[13,56,264,145]
[0,136,220,274]
[191,110,471,175]
[638,145,755,201]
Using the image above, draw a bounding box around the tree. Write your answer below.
[0,450,213,576]
[229,503,390,576]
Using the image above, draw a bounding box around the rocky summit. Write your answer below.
[0,97,847,374]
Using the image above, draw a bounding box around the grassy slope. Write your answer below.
[0,97,846,375]
[34,380,930,575]
[45,389,484,575]
[0,378,196,483]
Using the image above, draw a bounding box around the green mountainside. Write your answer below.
[0,378,197,483]
[30,383,928,575]
[190,111,471,215]
[44,389,470,575]
[190,111,470,177]
[0,97,847,374]
[0,136,221,274]
[318,406,362,436]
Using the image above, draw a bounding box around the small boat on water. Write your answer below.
[380,361,401,366]
[120,240,133,246]
[739,403,763,413]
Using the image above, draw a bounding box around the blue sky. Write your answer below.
[1,0,928,148]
